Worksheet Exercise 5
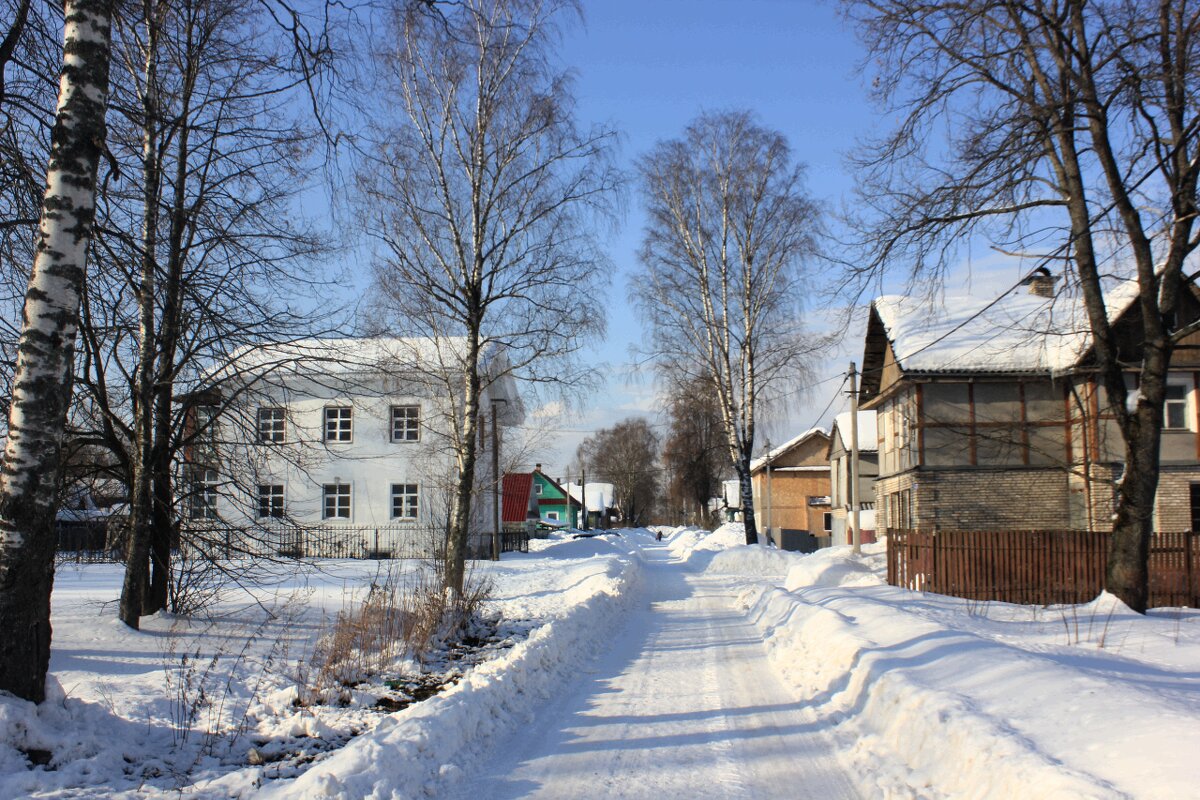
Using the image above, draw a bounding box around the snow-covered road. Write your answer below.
[454,539,859,799]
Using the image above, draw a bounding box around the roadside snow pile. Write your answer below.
[742,543,1200,799]
[663,523,803,577]
[666,522,754,569]
[0,536,645,799]
[258,537,644,800]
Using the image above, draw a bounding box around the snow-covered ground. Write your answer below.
[4,525,1200,798]
[1,532,643,798]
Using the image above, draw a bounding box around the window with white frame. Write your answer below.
[1165,382,1191,430]
[322,483,351,519]
[190,469,219,520]
[534,483,542,495]
[257,484,284,518]
[324,407,352,442]
[547,511,559,521]
[390,483,419,520]
[390,405,420,442]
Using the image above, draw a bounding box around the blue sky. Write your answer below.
[524,0,881,476]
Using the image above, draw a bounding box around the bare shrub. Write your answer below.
[297,560,493,707]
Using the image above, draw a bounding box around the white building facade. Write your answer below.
[187,337,523,558]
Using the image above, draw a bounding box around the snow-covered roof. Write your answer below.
[831,411,878,453]
[750,427,828,472]
[222,337,484,377]
[565,482,616,513]
[211,336,523,423]
[872,279,1143,375]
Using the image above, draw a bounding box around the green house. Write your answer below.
[532,466,581,528]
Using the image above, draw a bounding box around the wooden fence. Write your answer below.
[887,528,1200,608]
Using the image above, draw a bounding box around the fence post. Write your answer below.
[1187,530,1195,607]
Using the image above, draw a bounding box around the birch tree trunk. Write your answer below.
[120,3,162,628]
[0,0,113,701]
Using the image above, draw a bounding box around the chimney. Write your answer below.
[1021,267,1058,298]
[534,463,542,473]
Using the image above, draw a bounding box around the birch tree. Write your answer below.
[633,111,818,545]
[842,0,1200,612]
[363,0,617,596]
[81,0,330,625]
[0,0,113,701]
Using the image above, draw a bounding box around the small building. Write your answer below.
[565,482,617,529]
[750,428,832,550]
[501,473,539,533]
[828,411,879,546]
[721,479,743,522]
[531,465,581,527]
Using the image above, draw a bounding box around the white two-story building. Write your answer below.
[185,337,523,558]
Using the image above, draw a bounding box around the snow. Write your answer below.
[831,410,878,452]
[6,526,1200,798]
[563,481,615,513]
[874,278,1144,374]
[749,427,828,472]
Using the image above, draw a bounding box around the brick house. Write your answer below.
[860,272,1200,533]
[750,428,832,549]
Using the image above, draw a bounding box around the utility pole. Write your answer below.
[491,400,504,561]
[581,467,588,530]
[849,362,862,555]
[764,439,773,544]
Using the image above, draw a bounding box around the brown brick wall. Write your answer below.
[876,468,1071,530]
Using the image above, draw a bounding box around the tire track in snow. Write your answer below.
[452,537,860,799]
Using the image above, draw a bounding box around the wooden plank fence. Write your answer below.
[887,528,1200,608]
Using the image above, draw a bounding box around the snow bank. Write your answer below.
[258,540,644,799]
[741,544,1200,799]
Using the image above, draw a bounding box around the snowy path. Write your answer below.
[453,540,859,799]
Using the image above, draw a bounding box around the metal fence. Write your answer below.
[55,520,529,563]
[887,528,1200,608]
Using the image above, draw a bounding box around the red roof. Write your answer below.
[502,473,535,523]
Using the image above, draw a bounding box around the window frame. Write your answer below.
[190,468,220,520]
[257,483,285,519]
[390,483,420,521]
[322,483,352,520]
[324,406,353,443]
[390,405,421,443]
[1164,381,1191,431]
[257,407,286,444]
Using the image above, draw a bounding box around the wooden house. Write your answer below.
[750,428,832,550]
[860,272,1200,533]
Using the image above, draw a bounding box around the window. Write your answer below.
[322,483,351,519]
[257,484,284,518]
[257,407,285,443]
[822,512,832,532]
[547,511,559,521]
[534,483,543,496]
[190,469,219,520]
[390,483,419,520]
[324,407,352,442]
[390,405,420,442]
[1165,383,1190,430]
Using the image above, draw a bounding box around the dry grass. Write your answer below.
[297,560,492,707]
